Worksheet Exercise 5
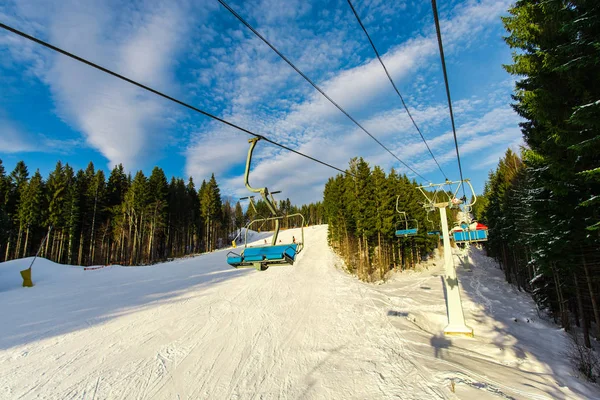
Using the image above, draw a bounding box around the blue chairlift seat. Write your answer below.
[452,229,488,242]
[427,230,441,236]
[227,244,299,269]
[395,228,418,237]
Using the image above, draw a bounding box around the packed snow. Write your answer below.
[1,225,598,399]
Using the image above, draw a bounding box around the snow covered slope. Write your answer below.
[1,225,598,399]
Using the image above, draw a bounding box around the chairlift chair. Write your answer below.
[227,138,305,271]
[395,196,419,237]
[425,210,441,236]
[451,220,488,243]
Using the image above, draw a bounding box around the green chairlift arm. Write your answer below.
[244,138,280,246]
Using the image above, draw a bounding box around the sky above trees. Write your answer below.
[0,0,521,204]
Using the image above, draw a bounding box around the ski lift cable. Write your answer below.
[217,0,431,184]
[431,0,467,201]
[346,0,448,181]
[0,22,352,177]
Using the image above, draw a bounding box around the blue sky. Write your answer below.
[0,0,522,205]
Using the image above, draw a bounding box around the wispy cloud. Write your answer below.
[2,0,519,203]
[2,0,200,170]
[0,112,82,154]
[0,115,34,153]
[185,0,517,204]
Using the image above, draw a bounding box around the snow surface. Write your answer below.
[1,225,598,399]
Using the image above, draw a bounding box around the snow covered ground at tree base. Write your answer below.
[380,247,600,399]
[0,225,597,399]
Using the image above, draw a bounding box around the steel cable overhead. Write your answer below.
[346,0,448,181]
[217,0,430,183]
[431,0,467,200]
[0,22,351,176]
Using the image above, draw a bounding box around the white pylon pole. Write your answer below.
[438,204,473,337]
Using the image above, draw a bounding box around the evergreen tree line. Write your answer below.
[474,0,600,348]
[0,159,309,267]
[323,157,447,282]
[476,148,600,348]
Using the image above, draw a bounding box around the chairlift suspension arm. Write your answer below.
[417,179,476,209]
[244,138,280,245]
[395,196,419,236]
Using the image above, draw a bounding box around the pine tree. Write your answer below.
[186,177,199,254]
[106,164,128,264]
[45,161,68,260]
[8,161,29,259]
[372,166,393,277]
[0,160,9,258]
[497,1,600,342]
[18,170,45,258]
[200,174,223,252]
[503,0,600,230]
[234,201,244,232]
[146,167,169,262]
[0,159,7,208]
[0,160,236,267]
[125,170,149,265]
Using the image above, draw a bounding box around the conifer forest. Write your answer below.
[0,160,323,267]
[323,158,451,282]
[472,0,600,347]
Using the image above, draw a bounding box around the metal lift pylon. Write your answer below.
[418,179,475,337]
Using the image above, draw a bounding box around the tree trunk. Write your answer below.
[400,241,405,271]
[377,232,383,279]
[127,213,134,264]
[50,229,57,261]
[4,237,11,262]
[148,217,154,263]
[89,186,98,265]
[68,227,74,265]
[130,220,138,266]
[416,240,420,267]
[78,231,84,266]
[23,226,30,258]
[100,227,108,266]
[582,253,600,339]
[58,231,65,264]
[364,235,371,280]
[44,227,51,258]
[15,224,23,260]
[357,234,363,280]
[513,249,521,291]
[554,267,569,331]
[502,243,511,283]
[120,227,126,264]
[574,272,591,348]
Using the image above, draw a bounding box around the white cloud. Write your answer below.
[478,137,524,169]
[0,113,82,154]
[3,0,518,205]
[184,0,517,204]
[0,116,34,153]
[3,0,195,170]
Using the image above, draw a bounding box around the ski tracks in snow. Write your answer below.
[6,227,593,399]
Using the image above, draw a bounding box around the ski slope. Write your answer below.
[0,225,598,399]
